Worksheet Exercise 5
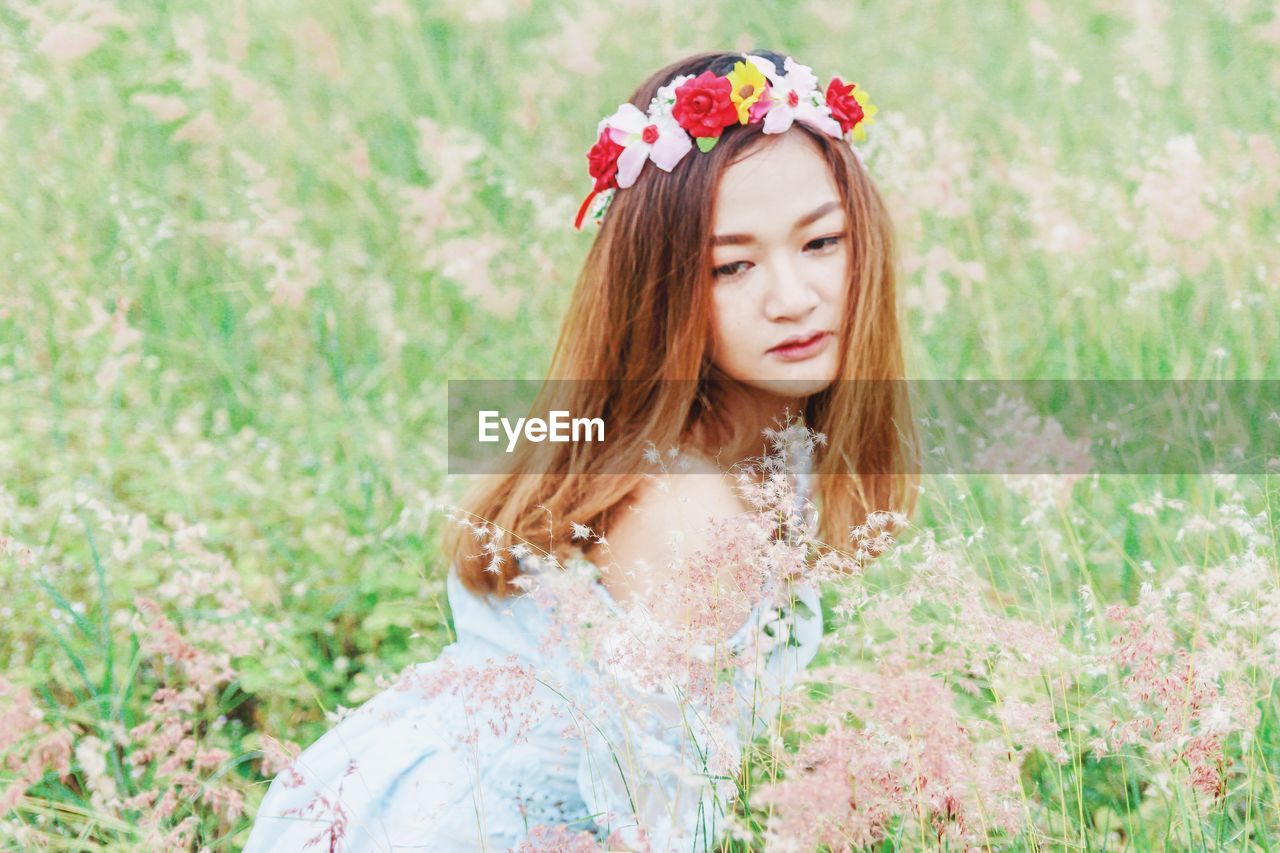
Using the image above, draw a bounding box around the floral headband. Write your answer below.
[573,52,877,230]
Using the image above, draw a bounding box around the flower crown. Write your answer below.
[573,52,877,230]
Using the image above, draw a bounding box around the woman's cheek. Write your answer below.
[710,307,739,365]
[712,295,743,339]
[822,251,851,301]
[823,246,849,272]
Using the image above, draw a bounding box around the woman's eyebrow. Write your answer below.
[712,199,842,246]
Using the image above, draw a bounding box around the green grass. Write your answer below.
[0,0,1278,848]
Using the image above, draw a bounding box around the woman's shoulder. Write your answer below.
[586,455,754,606]
[615,455,752,536]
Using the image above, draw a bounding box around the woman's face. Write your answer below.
[707,132,849,403]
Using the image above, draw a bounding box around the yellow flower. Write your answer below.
[851,86,878,142]
[727,60,767,124]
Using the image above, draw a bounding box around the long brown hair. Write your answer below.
[444,49,918,598]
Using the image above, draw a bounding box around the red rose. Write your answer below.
[672,71,739,139]
[825,77,864,135]
[586,127,625,191]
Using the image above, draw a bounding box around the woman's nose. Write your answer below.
[763,257,820,321]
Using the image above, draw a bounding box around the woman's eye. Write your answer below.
[713,236,841,280]
[712,260,750,280]
[805,235,842,252]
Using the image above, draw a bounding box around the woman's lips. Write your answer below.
[768,331,831,361]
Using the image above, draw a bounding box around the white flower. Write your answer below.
[746,54,842,138]
[1203,701,1234,734]
[598,102,693,188]
[649,73,693,116]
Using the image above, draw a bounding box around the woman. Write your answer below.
[245,48,915,851]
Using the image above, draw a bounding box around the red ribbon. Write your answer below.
[573,188,601,231]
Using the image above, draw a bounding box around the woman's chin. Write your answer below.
[745,374,837,400]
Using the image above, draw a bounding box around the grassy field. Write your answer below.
[1,0,1278,848]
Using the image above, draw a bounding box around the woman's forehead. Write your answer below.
[712,134,840,232]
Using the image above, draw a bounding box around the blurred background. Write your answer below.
[0,0,1277,848]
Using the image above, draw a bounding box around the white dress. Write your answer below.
[244,466,823,852]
